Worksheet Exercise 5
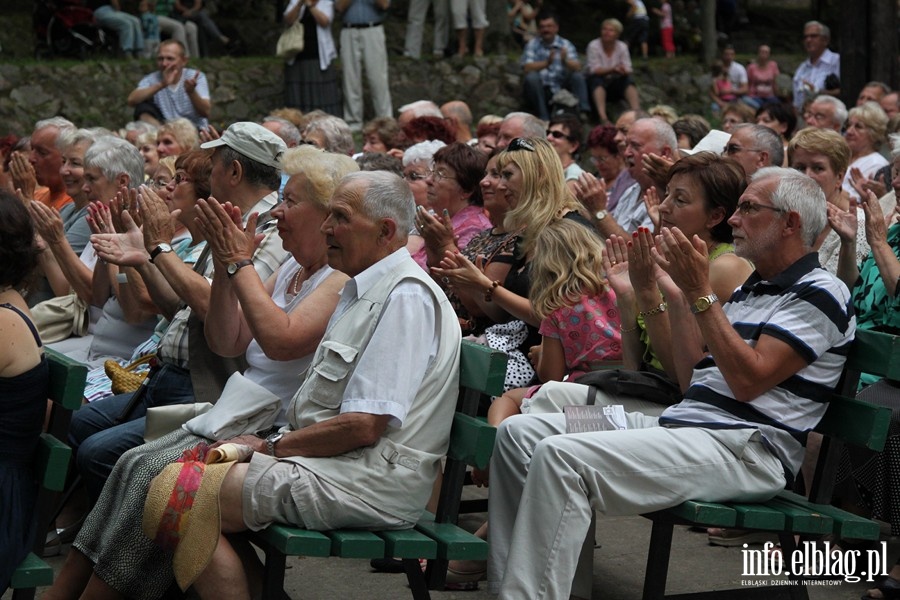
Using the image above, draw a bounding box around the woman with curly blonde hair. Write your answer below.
[156,118,199,158]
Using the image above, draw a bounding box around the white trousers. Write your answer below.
[404,0,449,57]
[524,380,670,417]
[340,25,393,129]
[487,412,786,599]
[157,16,200,58]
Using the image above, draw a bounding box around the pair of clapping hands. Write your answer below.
[89,185,261,270]
[826,187,898,248]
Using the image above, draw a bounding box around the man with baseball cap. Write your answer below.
[70,122,289,503]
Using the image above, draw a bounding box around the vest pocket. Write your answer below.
[307,341,358,409]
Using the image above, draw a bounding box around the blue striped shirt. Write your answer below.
[659,253,855,478]
[342,0,386,25]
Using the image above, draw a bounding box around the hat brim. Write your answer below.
[143,460,235,590]
[200,138,227,150]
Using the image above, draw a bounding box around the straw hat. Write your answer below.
[142,459,235,590]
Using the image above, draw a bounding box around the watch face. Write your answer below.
[227,263,238,275]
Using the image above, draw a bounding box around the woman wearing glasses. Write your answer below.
[546,113,585,196]
[412,142,491,270]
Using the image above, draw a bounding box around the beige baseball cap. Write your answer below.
[201,121,286,169]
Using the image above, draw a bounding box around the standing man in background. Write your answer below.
[337,0,393,132]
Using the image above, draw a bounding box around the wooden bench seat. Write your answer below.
[247,340,507,600]
[640,329,897,600]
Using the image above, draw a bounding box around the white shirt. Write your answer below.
[792,48,840,112]
[283,0,337,71]
[331,248,439,427]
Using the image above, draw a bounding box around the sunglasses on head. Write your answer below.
[507,138,536,152]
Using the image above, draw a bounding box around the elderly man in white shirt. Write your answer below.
[792,21,841,115]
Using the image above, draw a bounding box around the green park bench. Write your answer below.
[247,339,508,599]
[640,328,897,600]
[9,348,87,600]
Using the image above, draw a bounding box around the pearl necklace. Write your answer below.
[289,266,305,296]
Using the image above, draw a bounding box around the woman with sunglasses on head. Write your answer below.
[412,142,491,271]
[546,113,585,197]
[433,137,591,389]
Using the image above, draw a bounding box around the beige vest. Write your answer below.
[285,255,461,524]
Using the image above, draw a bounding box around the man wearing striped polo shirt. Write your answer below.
[336,0,393,131]
[487,167,855,599]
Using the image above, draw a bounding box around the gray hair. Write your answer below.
[864,81,892,96]
[84,136,145,189]
[733,123,784,167]
[753,166,827,247]
[634,117,678,153]
[504,111,547,139]
[804,20,830,41]
[57,128,99,152]
[402,140,446,167]
[34,117,75,137]
[343,170,415,241]
[398,100,443,119]
[123,120,157,136]
[263,116,302,147]
[304,115,354,156]
[812,95,848,128]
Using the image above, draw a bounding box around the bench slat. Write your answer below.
[415,520,489,560]
[816,395,891,452]
[729,502,786,531]
[446,413,496,469]
[648,500,736,527]
[9,553,54,588]
[45,347,88,411]
[325,530,385,558]
[459,341,508,397]
[378,529,437,559]
[776,490,882,540]
[34,433,72,492]
[759,496,832,535]
[846,329,900,381]
[252,525,331,556]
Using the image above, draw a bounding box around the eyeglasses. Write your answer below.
[507,138,536,152]
[149,177,170,189]
[590,154,611,164]
[425,169,456,182]
[803,33,822,39]
[736,201,785,215]
[173,172,193,185]
[724,144,761,156]
[404,171,429,182]
[546,130,573,141]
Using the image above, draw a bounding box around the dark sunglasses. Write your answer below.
[507,138,536,152]
[546,130,574,141]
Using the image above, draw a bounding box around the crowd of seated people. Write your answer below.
[11,13,900,599]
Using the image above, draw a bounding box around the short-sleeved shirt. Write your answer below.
[136,68,210,130]
[747,60,779,98]
[585,39,632,76]
[792,48,840,112]
[341,0,386,25]
[726,61,748,90]
[660,253,855,478]
[520,34,581,92]
[539,293,622,379]
[610,181,653,233]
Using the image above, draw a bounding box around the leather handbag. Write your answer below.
[275,19,305,60]
[104,354,156,395]
[31,292,89,344]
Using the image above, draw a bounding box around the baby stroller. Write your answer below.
[33,0,112,59]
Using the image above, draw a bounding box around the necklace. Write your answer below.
[289,266,305,296]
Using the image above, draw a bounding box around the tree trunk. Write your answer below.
[869,0,898,89]
[701,0,716,67]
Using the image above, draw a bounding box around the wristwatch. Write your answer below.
[265,431,284,456]
[226,259,253,278]
[594,209,608,221]
[690,293,719,314]
[149,243,173,263]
